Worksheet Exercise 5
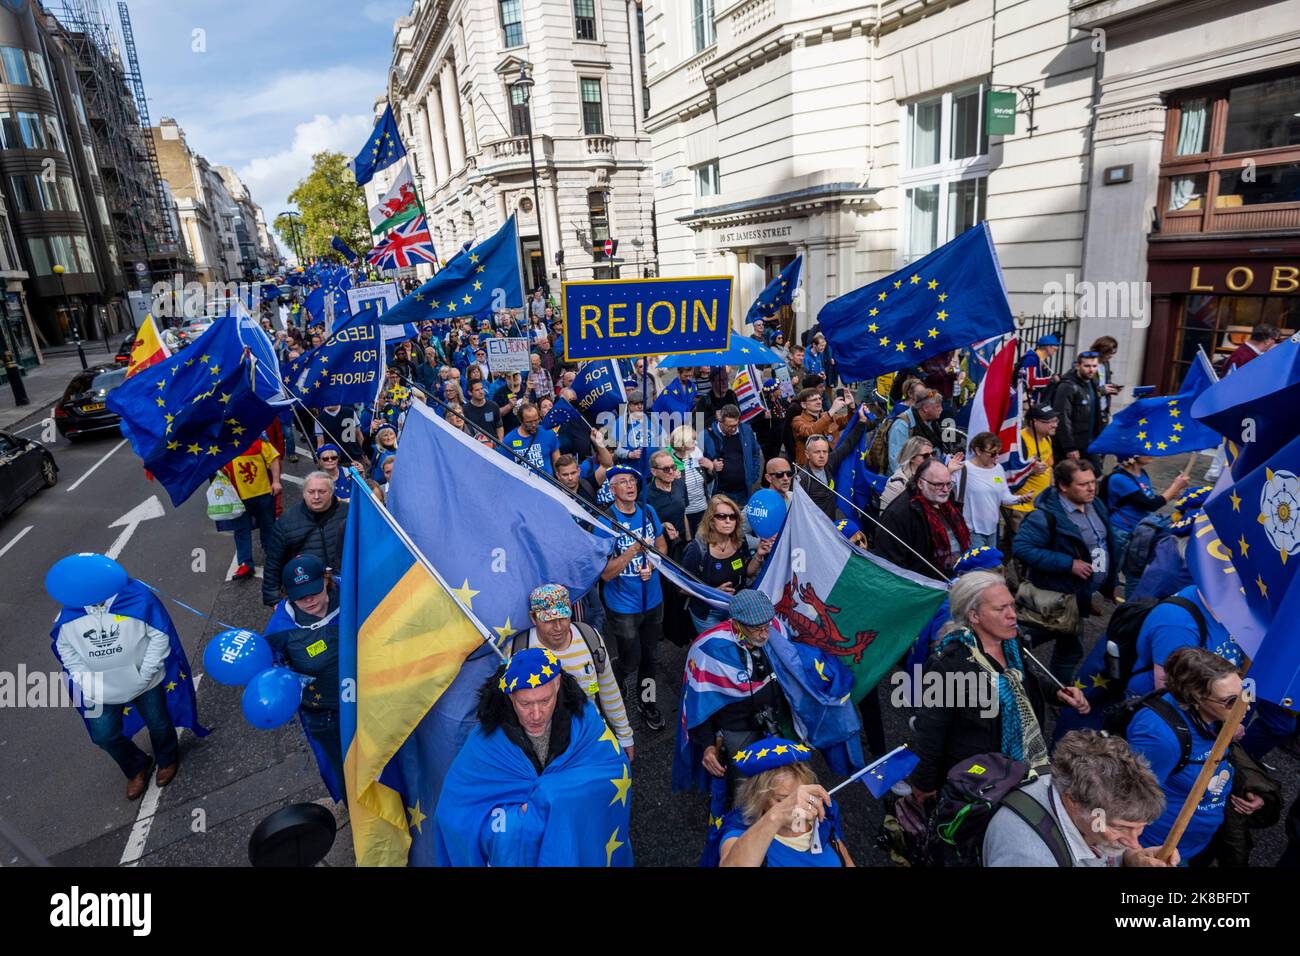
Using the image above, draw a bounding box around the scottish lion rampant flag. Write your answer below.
[50,578,208,741]
[757,485,948,703]
[816,222,1014,381]
[672,619,863,793]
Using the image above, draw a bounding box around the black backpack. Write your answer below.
[1098,595,1207,704]
[1102,692,1197,777]
[930,752,1073,867]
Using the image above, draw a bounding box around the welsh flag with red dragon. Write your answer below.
[757,485,949,702]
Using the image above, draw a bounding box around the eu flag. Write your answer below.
[378,216,522,326]
[541,395,583,431]
[349,103,407,187]
[571,359,627,418]
[1192,334,1300,478]
[861,744,921,798]
[303,285,351,329]
[651,375,696,417]
[816,222,1014,381]
[284,308,384,406]
[106,314,291,506]
[338,477,495,866]
[331,236,359,263]
[1088,350,1220,458]
[745,255,801,325]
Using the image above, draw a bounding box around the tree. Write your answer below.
[276,151,369,260]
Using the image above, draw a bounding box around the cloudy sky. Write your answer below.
[125,0,408,254]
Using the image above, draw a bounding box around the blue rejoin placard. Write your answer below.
[562,276,733,361]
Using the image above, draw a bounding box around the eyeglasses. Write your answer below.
[921,478,953,489]
[767,470,792,479]
[714,513,738,522]
[1208,693,1240,709]
[318,455,339,463]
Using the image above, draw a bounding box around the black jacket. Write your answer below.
[263,497,349,605]
[910,636,1047,792]
[796,415,870,520]
[1053,369,1102,458]
[870,491,968,581]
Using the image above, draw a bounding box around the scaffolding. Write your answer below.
[46,0,182,277]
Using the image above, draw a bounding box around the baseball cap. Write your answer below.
[284,554,326,600]
[529,584,572,622]
[1036,334,1061,347]
[1027,404,1060,422]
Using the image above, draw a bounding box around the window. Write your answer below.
[43,115,64,153]
[26,237,50,275]
[588,190,609,252]
[72,92,89,130]
[0,112,16,148]
[499,0,524,48]
[17,112,43,149]
[1159,69,1300,233]
[26,51,48,90]
[60,176,80,212]
[1,47,30,86]
[509,83,530,136]
[899,83,989,261]
[49,235,77,272]
[692,0,715,53]
[33,176,56,211]
[694,160,720,198]
[96,193,111,227]
[7,175,31,211]
[73,235,94,272]
[638,4,645,55]
[574,0,597,41]
[580,78,604,135]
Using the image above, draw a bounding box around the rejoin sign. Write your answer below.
[562,276,733,361]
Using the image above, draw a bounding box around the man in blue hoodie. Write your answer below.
[1013,457,1116,685]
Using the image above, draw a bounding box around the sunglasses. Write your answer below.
[318,455,339,462]
[715,512,738,522]
[767,470,792,479]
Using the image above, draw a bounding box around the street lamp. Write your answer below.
[514,65,548,297]
[131,198,152,302]
[53,264,86,371]
[279,210,304,264]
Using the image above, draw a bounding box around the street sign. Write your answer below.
[604,239,614,257]
[133,261,148,275]
[486,337,531,374]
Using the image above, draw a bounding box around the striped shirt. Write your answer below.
[523,627,634,749]
[679,453,708,514]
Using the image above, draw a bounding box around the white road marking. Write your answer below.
[13,415,52,434]
[119,674,204,867]
[281,473,303,485]
[65,439,127,493]
[0,525,33,559]
[104,496,166,561]
[225,552,263,581]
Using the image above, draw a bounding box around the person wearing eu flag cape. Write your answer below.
[433,647,633,866]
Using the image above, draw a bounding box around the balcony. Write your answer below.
[479,134,555,174]
[585,135,614,159]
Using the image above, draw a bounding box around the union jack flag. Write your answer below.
[367,214,437,270]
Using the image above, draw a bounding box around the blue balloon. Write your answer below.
[203,629,273,686]
[241,667,302,729]
[45,553,129,608]
[745,489,787,538]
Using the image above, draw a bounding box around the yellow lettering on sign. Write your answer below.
[579,305,603,340]
[1271,266,1299,294]
[1189,266,1212,293]
[628,301,642,338]
[646,301,675,336]
[608,302,625,338]
[693,298,718,334]
[1225,266,1254,292]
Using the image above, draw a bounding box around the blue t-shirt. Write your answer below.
[1127,587,1240,696]
[598,503,664,614]
[499,427,559,476]
[1127,693,1233,861]
[1107,469,1161,533]
[804,350,825,377]
[720,813,844,867]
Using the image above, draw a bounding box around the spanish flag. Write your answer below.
[124,314,171,378]
[338,474,496,866]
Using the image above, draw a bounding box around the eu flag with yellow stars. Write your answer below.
[284,308,384,407]
[349,102,407,187]
[106,313,292,506]
[378,215,523,326]
[339,476,497,866]
[1088,349,1220,458]
[815,222,1014,381]
[745,254,801,325]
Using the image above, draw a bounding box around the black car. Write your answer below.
[0,431,57,516]
[54,364,127,439]
[114,331,135,367]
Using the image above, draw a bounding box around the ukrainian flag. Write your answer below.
[339,474,496,866]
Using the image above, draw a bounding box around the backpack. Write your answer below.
[510,621,611,715]
[865,412,897,474]
[1122,515,1174,583]
[1102,692,1197,777]
[930,752,1073,867]
[1098,595,1207,704]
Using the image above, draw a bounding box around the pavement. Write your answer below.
[0,344,122,433]
[1,391,1294,867]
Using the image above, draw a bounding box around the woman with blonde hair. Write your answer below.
[669,425,715,536]
[880,436,934,507]
[713,737,854,867]
[680,495,771,633]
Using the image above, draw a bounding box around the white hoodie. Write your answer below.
[55,602,170,706]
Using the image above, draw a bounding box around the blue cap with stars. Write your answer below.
[500,646,561,694]
[953,546,1004,575]
[732,736,813,777]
